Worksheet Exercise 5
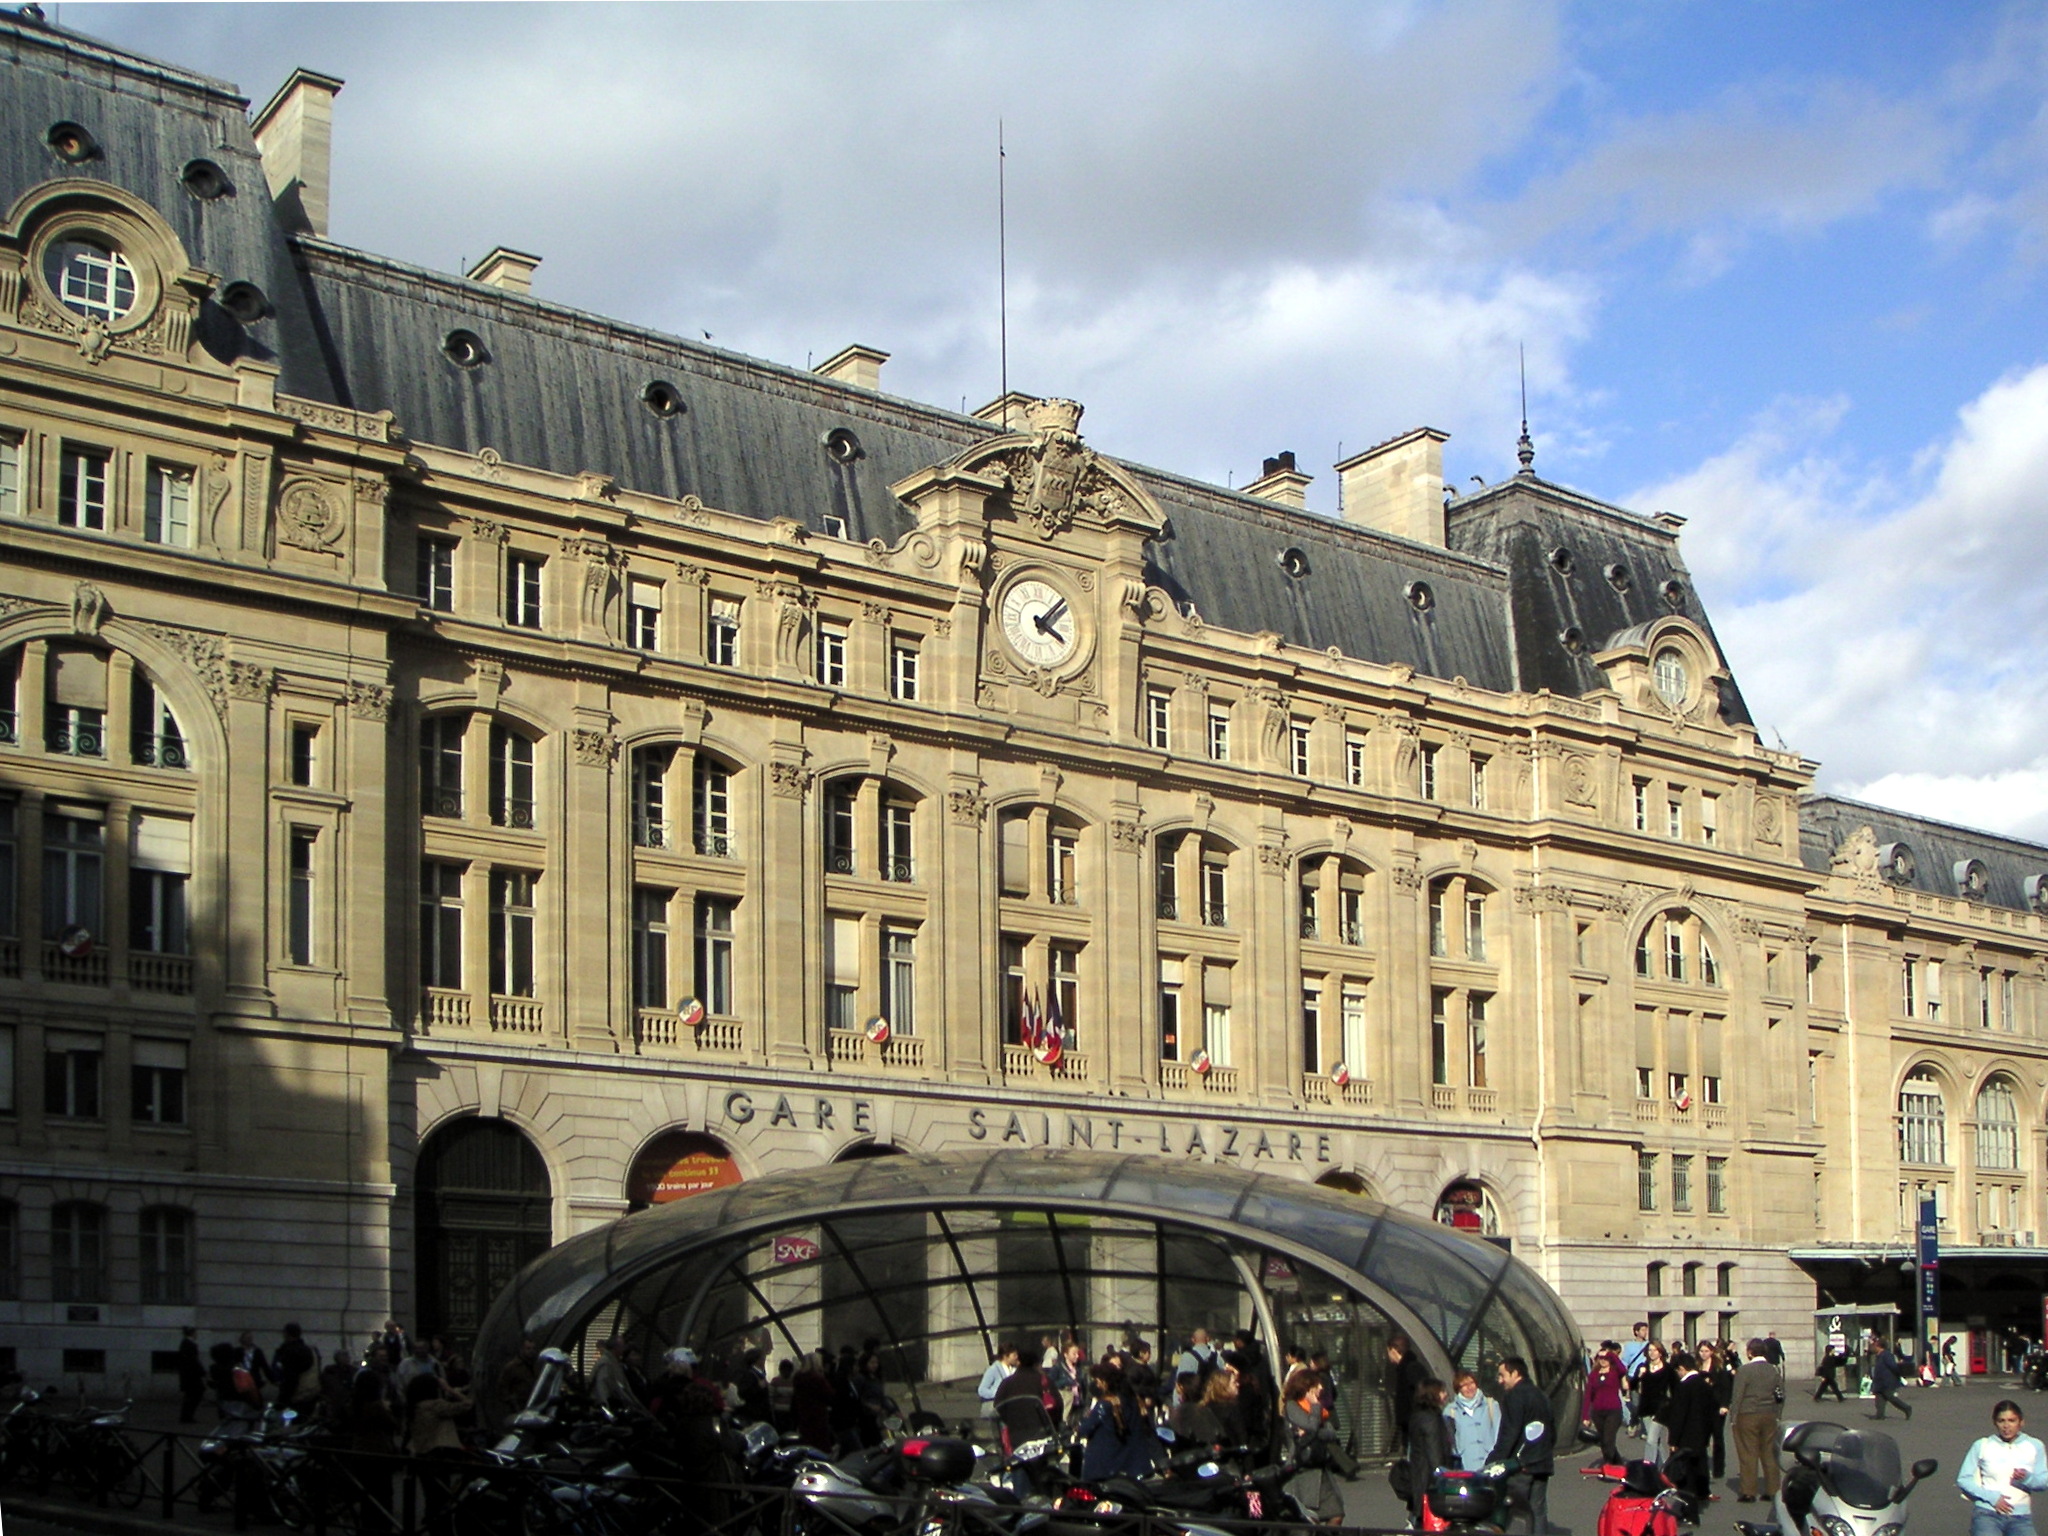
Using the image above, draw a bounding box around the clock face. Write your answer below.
[999,577,1078,668]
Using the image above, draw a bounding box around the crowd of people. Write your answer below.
[1389,1339,1555,1535]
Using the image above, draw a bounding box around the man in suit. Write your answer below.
[1661,1350,1717,1502]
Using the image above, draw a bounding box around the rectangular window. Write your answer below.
[1430,989,1450,1086]
[1339,886,1364,946]
[1290,721,1311,777]
[2004,972,2016,1031]
[1342,987,1367,1070]
[1047,829,1078,905]
[490,726,536,829]
[1429,886,1447,957]
[1207,708,1230,763]
[1155,842,1179,921]
[696,896,736,1016]
[1200,856,1227,926]
[822,513,848,540]
[0,1021,13,1113]
[1638,1151,1657,1211]
[1699,793,1718,845]
[882,799,914,882]
[1646,1262,1663,1297]
[1707,1156,1727,1215]
[1633,778,1649,833]
[417,537,455,611]
[1158,957,1182,1061]
[1420,743,1439,800]
[144,462,193,547]
[693,757,733,857]
[129,813,191,956]
[817,624,848,687]
[1666,797,1683,839]
[58,445,108,530]
[131,1038,187,1126]
[419,861,464,989]
[707,598,741,665]
[489,869,537,997]
[882,927,916,1033]
[42,809,103,939]
[287,829,316,964]
[44,1029,102,1118]
[1299,882,1319,941]
[825,786,857,873]
[1466,993,1488,1088]
[47,649,106,758]
[1301,982,1322,1073]
[890,641,920,701]
[1925,959,1943,1023]
[827,915,861,1033]
[1146,689,1171,750]
[52,1204,106,1303]
[626,578,662,650]
[417,720,466,823]
[1902,958,1917,1017]
[631,745,670,848]
[0,431,19,517]
[289,722,318,787]
[632,887,669,1010]
[506,553,545,628]
[1345,731,1365,787]
[1672,1153,1693,1213]
[1050,942,1079,1042]
[139,1208,192,1304]
[1666,925,1686,982]
[130,672,185,770]
[1981,968,1994,1029]
[1465,893,1486,961]
[1470,754,1489,810]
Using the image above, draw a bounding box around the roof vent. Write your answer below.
[442,329,488,368]
[1559,626,1586,654]
[1405,580,1435,612]
[815,345,889,392]
[180,159,233,200]
[1661,577,1686,609]
[824,427,863,464]
[218,281,272,324]
[1245,451,1312,509]
[1277,547,1310,579]
[1605,562,1631,592]
[1548,546,1574,575]
[468,246,541,294]
[642,380,684,419]
[47,121,100,165]
[1876,841,1917,886]
[1955,859,1990,901]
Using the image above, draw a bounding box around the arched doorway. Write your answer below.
[627,1131,743,1212]
[414,1118,552,1347]
[1435,1180,1505,1241]
[1316,1169,1373,1198]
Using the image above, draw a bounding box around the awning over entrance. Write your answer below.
[474,1148,1582,1434]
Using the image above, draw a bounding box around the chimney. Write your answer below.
[251,68,345,238]
[1335,427,1449,545]
[971,391,1038,431]
[467,247,542,294]
[814,344,890,392]
[1243,450,1312,508]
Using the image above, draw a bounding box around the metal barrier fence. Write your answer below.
[0,1424,1405,1536]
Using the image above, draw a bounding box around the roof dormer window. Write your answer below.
[48,240,137,323]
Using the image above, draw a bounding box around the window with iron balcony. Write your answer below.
[489,725,536,829]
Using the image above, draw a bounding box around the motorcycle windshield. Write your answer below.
[1822,1431,1903,1510]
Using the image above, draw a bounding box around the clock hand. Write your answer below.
[1043,599,1068,627]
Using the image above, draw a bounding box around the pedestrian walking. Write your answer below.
[175,1326,205,1424]
[1700,1342,1733,1480]
[274,1322,317,1410]
[1730,1338,1784,1504]
[1870,1338,1913,1421]
[1585,1344,1625,1466]
[1620,1322,1650,1432]
[1814,1343,1848,1402]
[1959,1399,2048,1536]
[1636,1343,1673,1465]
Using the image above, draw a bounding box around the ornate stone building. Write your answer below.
[2,13,2045,1388]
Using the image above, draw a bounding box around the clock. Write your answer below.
[999,577,1078,668]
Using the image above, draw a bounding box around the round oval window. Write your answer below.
[47,239,138,323]
[1653,648,1688,707]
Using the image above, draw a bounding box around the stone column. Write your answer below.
[222,660,277,1015]
[763,732,815,1069]
[1106,797,1148,1095]
[941,767,989,1082]
[345,682,396,1027]
[563,712,620,1049]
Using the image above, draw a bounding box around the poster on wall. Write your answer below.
[629,1134,744,1207]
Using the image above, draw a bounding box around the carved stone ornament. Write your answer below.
[1833,825,1882,881]
[227,660,276,702]
[1253,687,1289,767]
[1754,794,1783,845]
[947,787,989,827]
[139,622,228,718]
[1391,856,1425,892]
[275,477,347,551]
[576,472,619,502]
[774,586,817,670]
[465,516,510,546]
[71,581,110,636]
[476,447,508,482]
[964,398,1144,541]
[572,727,620,767]
[347,681,395,720]
[768,758,811,801]
[204,456,234,545]
[1562,753,1598,807]
[1258,838,1290,870]
[1109,816,1143,853]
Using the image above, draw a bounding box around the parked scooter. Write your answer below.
[1733,1421,1937,1536]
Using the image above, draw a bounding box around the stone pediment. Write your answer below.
[944,397,1165,541]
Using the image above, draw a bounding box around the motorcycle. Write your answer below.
[1733,1420,1937,1536]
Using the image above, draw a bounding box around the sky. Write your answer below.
[57,0,2048,840]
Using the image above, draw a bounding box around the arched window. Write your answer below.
[51,1200,108,1302]
[997,807,1085,904]
[1898,1069,1948,1166]
[1428,876,1491,963]
[139,1206,194,1303]
[1299,855,1369,946]
[131,668,188,769]
[1633,911,1722,988]
[489,722,537,829]
[1976,1077,2020,1171]
[693,755,736,858]
[1155,832,1233,927]
[1434,1180,1502,1236]
[822,776,919,883]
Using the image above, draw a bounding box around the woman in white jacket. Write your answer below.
[1958,1400,2048,1536]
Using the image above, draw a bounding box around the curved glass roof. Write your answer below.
[476,1148,1582,1427]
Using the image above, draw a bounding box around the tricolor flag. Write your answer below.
[1039,988,1066,1066]
[1018,990,1040,1051]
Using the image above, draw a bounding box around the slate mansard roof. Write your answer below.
[1801,794,2048,919]
[0,10,1744,713]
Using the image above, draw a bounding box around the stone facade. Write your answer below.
[3,12,2047,1390]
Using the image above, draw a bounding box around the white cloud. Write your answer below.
[1635,364,2048,842]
